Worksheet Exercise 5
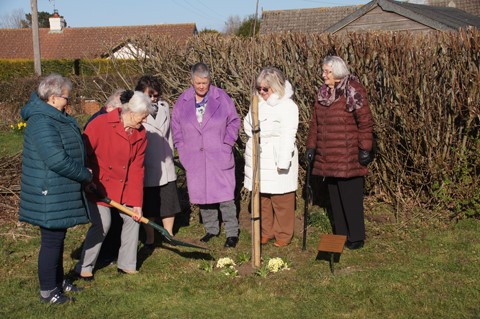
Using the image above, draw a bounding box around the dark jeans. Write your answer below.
[38,227,67,291]
[327,176,366,242]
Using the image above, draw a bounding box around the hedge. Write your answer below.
[1,30,479,220]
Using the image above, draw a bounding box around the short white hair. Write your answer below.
[191,62,210,80]
[323,56,350,80]
[37,73,72,101]
[121,91,153,115]
[105,89,125,110]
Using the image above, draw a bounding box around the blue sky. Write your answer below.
[0,0,369,31]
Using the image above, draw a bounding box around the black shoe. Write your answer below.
[40,288,73,305]
[200,233,218,243]
[61,279,83,293]
[345,240,364,250]
[224,237,239,248]
[143,242,155,251]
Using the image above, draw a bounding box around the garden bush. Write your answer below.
[1,30,478,220]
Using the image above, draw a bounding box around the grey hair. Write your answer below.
[256,67,286,98]
[105,89,125,110]
[323,56,350,80]
[37,73,72,101]
[191,62,210,80]
[121,91,153,115]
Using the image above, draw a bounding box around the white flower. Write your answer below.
[267,257,288,273]
[216,257,236,269]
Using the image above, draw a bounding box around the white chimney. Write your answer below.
[49,10,65,33]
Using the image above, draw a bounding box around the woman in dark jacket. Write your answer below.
[19,74,93,304]
[306,56,374,250]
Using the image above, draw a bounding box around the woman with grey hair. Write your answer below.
[244,67,299,247]
[19,73,93,304]
[306,56,374,250]
[172,62,241,248]
[75,90,153,278]
[84,88,125,129]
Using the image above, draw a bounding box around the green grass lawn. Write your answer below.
[0,131,23,157]
[0,211,479,319]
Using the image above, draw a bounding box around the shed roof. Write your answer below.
[427,0,480,17]
[259,5,362,34]
[326,0,480,33]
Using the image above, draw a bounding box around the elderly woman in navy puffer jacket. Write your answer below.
[19,74,93,305]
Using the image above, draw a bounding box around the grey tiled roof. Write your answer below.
[259,5,362,34]
[327,0,480,33]
[427,0,480,17]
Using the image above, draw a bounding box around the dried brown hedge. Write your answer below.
[3,30,480,219]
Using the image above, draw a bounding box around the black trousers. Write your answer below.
[326,176,366,242]
[38,227,67,291]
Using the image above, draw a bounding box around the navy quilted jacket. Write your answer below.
[19,92,92,229]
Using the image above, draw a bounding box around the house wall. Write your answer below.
[336,6,432,33]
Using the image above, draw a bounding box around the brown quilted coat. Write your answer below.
[306,81,373,178]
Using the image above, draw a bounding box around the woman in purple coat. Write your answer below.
[172,62,241,248]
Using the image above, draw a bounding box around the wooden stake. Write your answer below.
[251,94,261,268]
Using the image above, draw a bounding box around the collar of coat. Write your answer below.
[180,85,223,130]
[21,92,78,126]
[105,108,145,143]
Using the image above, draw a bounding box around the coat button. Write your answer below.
[109,166,112,169]
[113,124,116,128]
[120,179,123,183]
[200,148,203,151]
[123,166,126,169]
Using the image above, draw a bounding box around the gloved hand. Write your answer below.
[83,181,97,194]
[306,148,315,164]
[358,149,373,166]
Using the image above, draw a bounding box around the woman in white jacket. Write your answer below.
[244,67,299,247]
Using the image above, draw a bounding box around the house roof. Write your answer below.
[326,0,480,33]
[259,5,362,34]
[0,23,197,59]
[427,0,480,17]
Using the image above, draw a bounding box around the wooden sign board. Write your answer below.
[317,234,347,253]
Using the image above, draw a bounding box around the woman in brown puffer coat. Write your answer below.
[306,56,374,250]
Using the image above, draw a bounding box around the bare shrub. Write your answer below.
[2,30,479,220]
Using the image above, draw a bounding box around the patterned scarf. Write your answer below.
[195,94,208,110]
[317,74,363,112]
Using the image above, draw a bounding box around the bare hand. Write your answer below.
[132,206,143,222]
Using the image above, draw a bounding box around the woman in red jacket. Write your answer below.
[306,56,374,250]
[75,91,153,278]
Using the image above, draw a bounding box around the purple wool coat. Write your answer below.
[172,85,240,204]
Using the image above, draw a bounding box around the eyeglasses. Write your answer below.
[256,87,270,93]
[56,96,70,103]
[322,69,332,75]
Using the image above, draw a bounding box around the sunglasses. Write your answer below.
[256,87,270,93]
